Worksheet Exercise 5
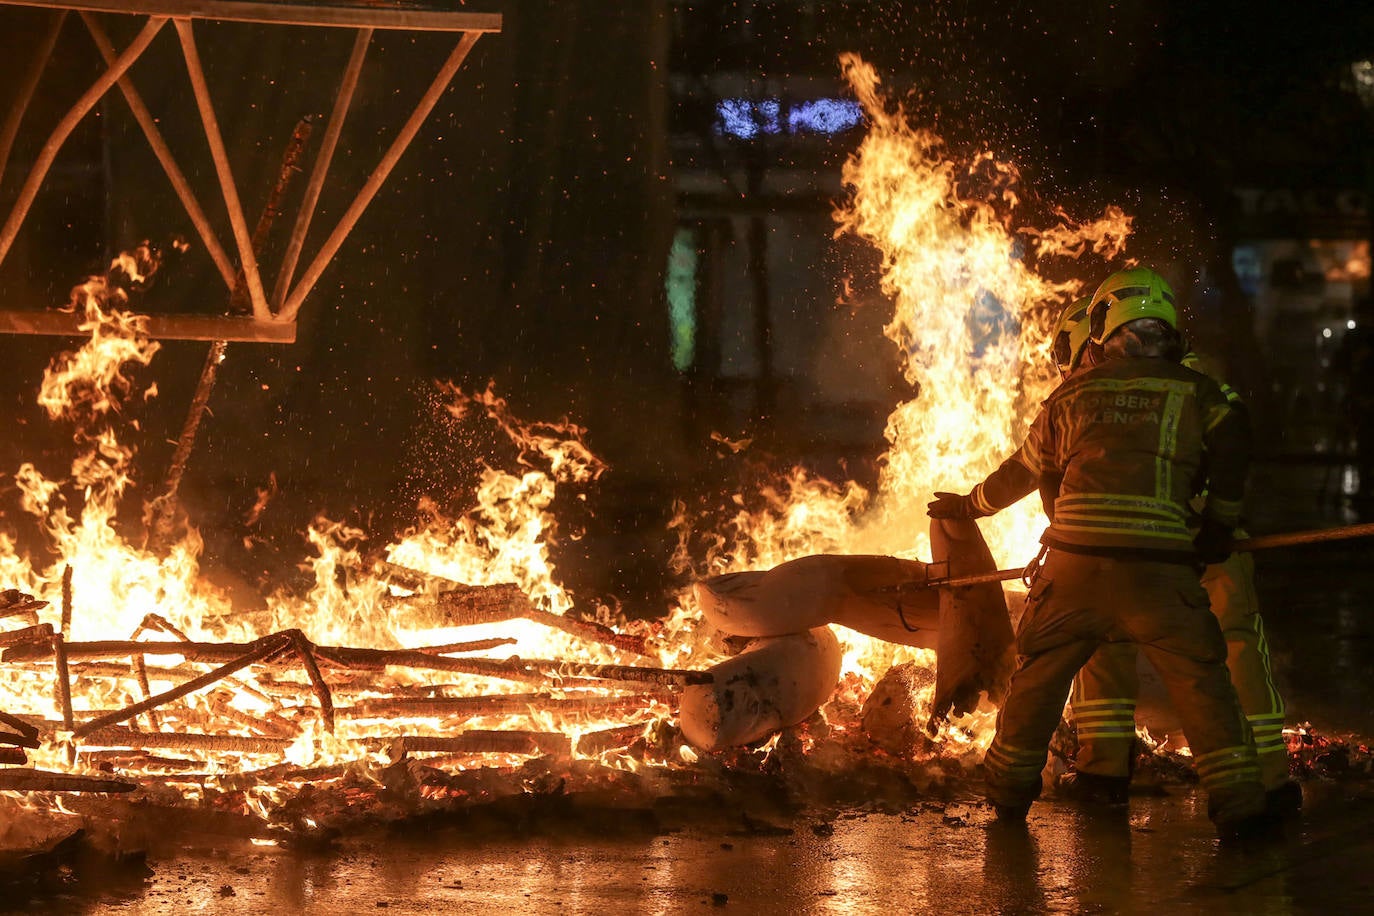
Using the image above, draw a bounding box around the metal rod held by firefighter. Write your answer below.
[903,521,1374,592]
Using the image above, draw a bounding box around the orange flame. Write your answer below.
[667,55,1134,751]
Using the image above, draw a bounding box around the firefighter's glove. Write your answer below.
[1193,518,1235,566]
[927,491,979,519]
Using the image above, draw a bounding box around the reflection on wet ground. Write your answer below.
[64,781,1374,914]
[26,463,1374,914]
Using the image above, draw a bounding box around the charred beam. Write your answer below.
[574,723,651,757]
[0,622,52,647]
[0,588,47,618]
[51,633,75,737]
[431,580,529,626]
[138,614,275,705]
[81,726,292,755]
[207,692,300,739]
[71,633,292,739]
[131,654,160,731]
[5,638,707,687]
[288,629,334,733]
[0,728,41,749]
[522,607,652,658]
[341,692,666,719]
[0,709,40,741]
[0,768,136,793]
[523,661,709,688]
[77,749,204,770]
[379,563,649,656]
[59,564,72,636]
[395,730,572,757]
[415,637,519,655]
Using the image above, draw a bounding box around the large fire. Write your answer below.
[0,56,1134,836]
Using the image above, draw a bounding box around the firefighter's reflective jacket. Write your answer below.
[969,412,1049,516]
[1032,356,1249,560]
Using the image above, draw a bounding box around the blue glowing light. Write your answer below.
[714,98,862,139]
[788,98,864,135]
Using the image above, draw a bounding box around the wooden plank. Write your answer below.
[0,310,296,342]
[0,767,137,792]
[0,0,502,32]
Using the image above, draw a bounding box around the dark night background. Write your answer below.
[0,0,1370,618]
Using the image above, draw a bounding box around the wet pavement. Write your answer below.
[47,779,1374,914]
[17,462,1374,914]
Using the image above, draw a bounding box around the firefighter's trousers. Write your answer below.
[1070,550,1288,788]
[984,551,1265,825]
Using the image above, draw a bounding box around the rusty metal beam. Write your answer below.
[272,26,370,311]
[0,0,502,32]
[80,11,237,289]
[0,15,165,267]
[174,18,270,319]
[279,29,482,321]
[0,309,295,342]
[0,10,65,189]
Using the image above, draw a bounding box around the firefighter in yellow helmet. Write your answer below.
[1067,347,1298,811]
[954,267,1268,836]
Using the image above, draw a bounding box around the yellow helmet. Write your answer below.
[1087,267,1177,344]
[1050,297,1092,374]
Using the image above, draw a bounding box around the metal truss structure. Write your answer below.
[0,0,502,343]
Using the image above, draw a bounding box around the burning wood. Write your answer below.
[0,710,39,742]
[206,691,301,738]
[80,726,292,755]
[415,637,519,654]
[0,768,136,793]
[77,751,204,771]
[340,692,668,719]
[50,634,75,736]
[0,728,40,749]
[393,730,572,758]
[0,623,52,648]
[71,633,292,739]
[379,561,651,657]
[574,722,651,757]
[129,654,159,730]
[0,588,47,619]
[287,630,335,733]
[679,626,842,751]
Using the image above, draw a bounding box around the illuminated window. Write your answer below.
[667,227,698,372]
[714,98,862,139]
[788,98,864,135]
[716,99,782,138]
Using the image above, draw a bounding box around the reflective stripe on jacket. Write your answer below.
[970,411,1048,516]
[1034,356,1249,557]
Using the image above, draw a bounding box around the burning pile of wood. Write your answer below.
[0,567,698,818]
[0,516,1023,852]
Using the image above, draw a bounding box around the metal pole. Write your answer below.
[279,30,481,321]
[0,16,165,267]
[174,17,270,320]
[0,10,66,190]
[80,12,237,289]
[272,26,371,312]
[1231,521,1374,552]
[901,521,1374,592]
